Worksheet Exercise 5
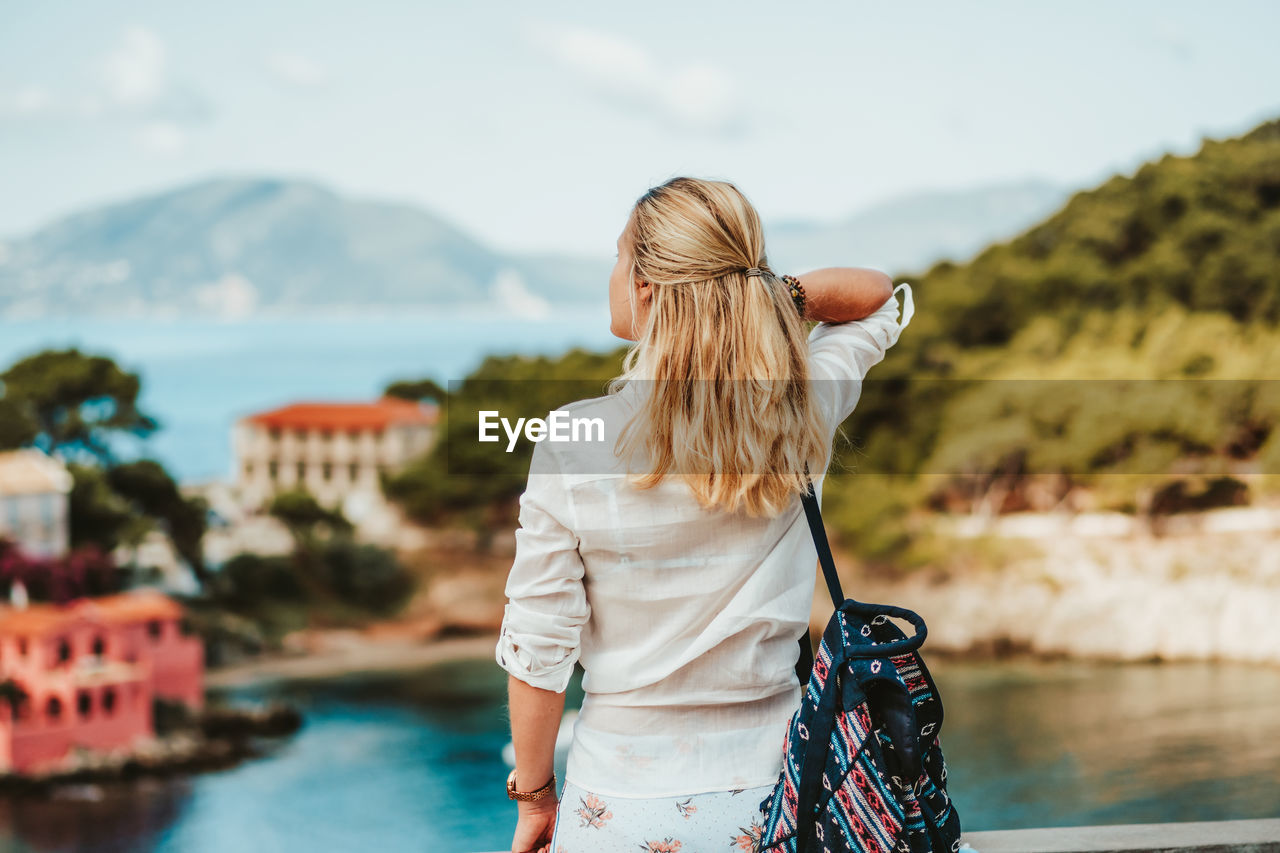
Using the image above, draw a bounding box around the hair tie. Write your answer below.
[744,267,764,278]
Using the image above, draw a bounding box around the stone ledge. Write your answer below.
[962,818,1280,853]
[472,818,1280,853]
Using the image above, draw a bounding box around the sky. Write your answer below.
[1,0,1278,257]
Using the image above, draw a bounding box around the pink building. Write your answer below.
[0,589,204,774]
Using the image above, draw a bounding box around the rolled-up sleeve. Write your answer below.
[808,282,915,427]
[494,438,590,693]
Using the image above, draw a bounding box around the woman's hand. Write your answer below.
[510,796,560,853]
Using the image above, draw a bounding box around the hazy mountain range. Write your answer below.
[0,176,1069,319]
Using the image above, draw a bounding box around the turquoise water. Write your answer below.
[0,310,620,484]
[0,655,1277,851]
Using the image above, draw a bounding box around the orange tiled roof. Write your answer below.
[240,396,439,433]
[0,589,183,637]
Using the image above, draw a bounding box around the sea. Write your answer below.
[0,655,1277,851]
[0,308,621,485]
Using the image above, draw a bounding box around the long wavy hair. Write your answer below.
[607,177,829,517]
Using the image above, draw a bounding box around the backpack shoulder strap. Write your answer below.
[801,466,845,608]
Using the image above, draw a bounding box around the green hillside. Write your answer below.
[387,117,1280,565]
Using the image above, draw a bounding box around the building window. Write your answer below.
[269,427,282,443]
[17,637,27,657]
[268,460,279,482]
[77,690,92,718]
[92,636,106,657]
[349,463,360,482]
[322,462,333,481]
[296,461,306,484]
[103,688,117,715]
[46,696,62,720]
[148,620,163,640]
[57,637,71,664]
[244,461,254,478]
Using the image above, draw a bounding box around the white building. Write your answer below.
[0,448,73,559]
[230,397,439,526]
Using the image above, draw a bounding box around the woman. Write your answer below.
[495,177,913,853]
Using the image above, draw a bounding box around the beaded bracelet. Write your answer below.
[781,274,806,318]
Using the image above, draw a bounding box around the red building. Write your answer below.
[0,589,204,773]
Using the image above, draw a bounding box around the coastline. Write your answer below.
[204,631,501,690]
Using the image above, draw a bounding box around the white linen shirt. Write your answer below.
[495,282,915,798]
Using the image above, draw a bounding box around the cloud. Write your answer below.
[102,26,167,107]
[265,51,331,88]
[194,273,259,318]
[13,86,52,114]
[1151,19,1195,63]
[524,22,747,136]
[491,268,550,319]
[1,25,214,161]
[135,121,187,155]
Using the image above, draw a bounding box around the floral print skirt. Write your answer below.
[550,777,774,853]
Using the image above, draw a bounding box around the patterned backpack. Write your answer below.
[758,477,963,852]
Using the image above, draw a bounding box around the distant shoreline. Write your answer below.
[204,632,499,690]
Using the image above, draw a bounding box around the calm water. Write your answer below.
[0,310,620,485]
[0,655,1276,852]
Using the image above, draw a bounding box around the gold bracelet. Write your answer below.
[507,768,556,801]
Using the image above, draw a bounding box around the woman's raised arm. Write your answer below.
[795,267,894,323]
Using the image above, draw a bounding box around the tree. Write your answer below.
[3,349,209,588]
[0,397,38,449]
[382,347,626,550]
[107,460,209,584]
[0,348,159,465]
[267,489,353,604]
[268,489,353,552]
[383,377,448,405]
[67,462,147,552]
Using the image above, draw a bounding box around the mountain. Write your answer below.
[0,175,1068,319]
[766,179,1069,278]
[0,177,611,318]
[903,117,1280,349]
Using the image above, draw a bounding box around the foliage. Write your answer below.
[383,377,448,404]
[209,540,413,621]
[0,348,159,465]
[312,538,414,614]
[824,118,1280,523]
[0,535,125,603]
[267,489,353,550]
[209,490,416,621]
[383,346,627,542]
[107,460,209,575]
[1,348,209,583]
[208,552,302,607]
[67,462,147,551]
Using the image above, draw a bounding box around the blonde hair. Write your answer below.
[607,177,829,517]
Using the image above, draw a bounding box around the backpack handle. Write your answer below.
[799,466,928,659]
